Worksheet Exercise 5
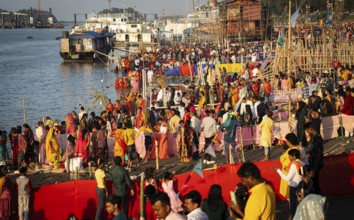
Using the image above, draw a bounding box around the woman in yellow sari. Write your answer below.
[108,123,127,165]
[279,133,301,199]
[45,127,60,164]
[231,85,239,108]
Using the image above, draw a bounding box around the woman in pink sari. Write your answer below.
[131,71,140,93]
[66,113,77,154]
[162,172,183,213]
[0,170,12,220]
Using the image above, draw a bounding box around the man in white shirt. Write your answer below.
[190,111,201,134]
[164,87,172,106]
[35,121,44,141]
[182,93,191,107]
[239,98,253,116]
[35,121,45,163]
[147,68,154,85]
[184,190,208,220]
[178,103,185,119]
[78,106,86,120]
[252,66,259,78]
[157,86,164,106]
[252,96,261,123]
[275,149,304,218]
[222,106,234,124]
[174,90,182,106]
[134,57,140,67]
[152,192,185,220]
[243,70,250,81]
[201,110,217,164]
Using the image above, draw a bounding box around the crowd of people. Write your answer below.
[93,125,325,220]
[0,35,354,219]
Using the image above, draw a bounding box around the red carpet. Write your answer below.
[30,153,354,219]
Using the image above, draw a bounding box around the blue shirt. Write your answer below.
[113,212,128,220]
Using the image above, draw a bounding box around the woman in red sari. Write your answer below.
[158,120,169,159]
[76,114,90,163]
[183,107,191,125]
[115,76,123,89]
[135,107,145,128]
[108,123,127,165]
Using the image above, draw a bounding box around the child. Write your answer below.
[274,149,304,219]
[105,195,128,220]
[95,159,107,220]
[297,165,314,201]
[161,172,183,213]
[16,166,32,220]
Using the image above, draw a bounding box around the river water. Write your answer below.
[0,28,126,131]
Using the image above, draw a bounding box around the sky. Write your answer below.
[0,0,209,21]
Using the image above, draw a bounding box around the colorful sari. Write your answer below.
[135,109,146,128]
[66,113,76,136]
[231,87,239,108]
[109,128,127,165]
[158,123,169,159]
[0,176,11,220]
[39,128,47,165]
[75,130,90,163]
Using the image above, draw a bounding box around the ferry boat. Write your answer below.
[59,30,115,62]
[84,12,155,52]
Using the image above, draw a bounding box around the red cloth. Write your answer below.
[180,64,194,76]
[341,94,354,115]
[30,153,354,219]
[131,198,156,220]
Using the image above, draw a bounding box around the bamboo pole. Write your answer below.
[140,172,145,220]
[287,0,292,129]
[75,166,79,180]
[239,127,245,162]
[155,140,159,170]
[66,147,69,173]
[188,61,193,83]
[22,97,26,124]
[88,162,92,179]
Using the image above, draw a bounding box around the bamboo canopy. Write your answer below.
[260,29,354,83]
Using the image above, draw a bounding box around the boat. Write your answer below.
[59,30,115,62]
[84,12,156,52]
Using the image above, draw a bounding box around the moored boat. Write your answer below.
[59,30,115,62]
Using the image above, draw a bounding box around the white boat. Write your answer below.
[84,12,155,51]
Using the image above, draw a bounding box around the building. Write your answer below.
[220,0,270,41]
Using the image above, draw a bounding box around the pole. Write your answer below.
[287,0,292,127]
[189,61,193,83]
[88,162,92,179]
[23,97,26,124]
[66,147,70,173]
[75,166,79,180]
[140,172,145,220]
[155,140,159,170]
[142,69,146,100]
